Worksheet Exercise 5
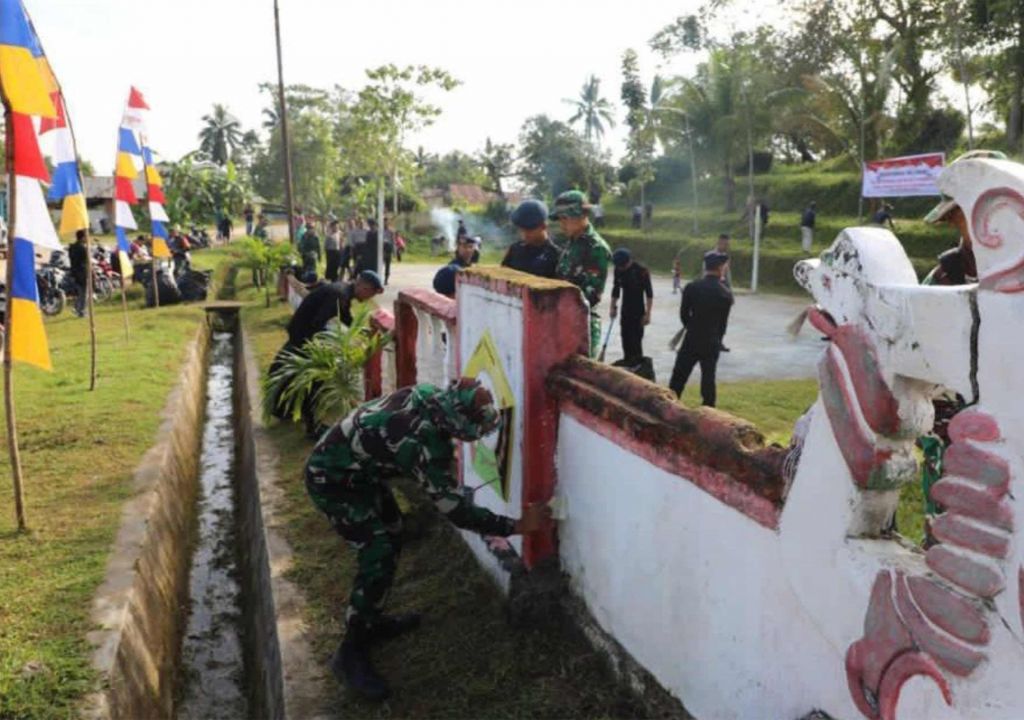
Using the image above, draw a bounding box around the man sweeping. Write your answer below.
[305,378,550,700]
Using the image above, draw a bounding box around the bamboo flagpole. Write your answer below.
[30,26,99,389]
[3,109,27,531]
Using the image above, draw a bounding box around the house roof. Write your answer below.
[448,184,495,205]
[83,176,147,200]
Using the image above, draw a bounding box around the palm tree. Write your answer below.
[198,104,243,166]
[564,75,616,145]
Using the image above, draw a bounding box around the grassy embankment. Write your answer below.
[0,246,237,719]
[599,160,956,292]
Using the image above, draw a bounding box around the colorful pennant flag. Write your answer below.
[0,0,55,119]
[40,93,88,236]
[119,87,171,259]
[1,0,64,370]
[113,89,147,279]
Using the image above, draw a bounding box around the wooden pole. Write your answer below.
[84,228,96,390]
[151,256,159,309]
[4,109,27,531]
[274,0,296,246]
[119,274,130,340]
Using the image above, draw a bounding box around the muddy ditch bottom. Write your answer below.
[174,331,249,719]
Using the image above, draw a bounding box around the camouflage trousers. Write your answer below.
[590,311,601,358]
[305,468,403,624]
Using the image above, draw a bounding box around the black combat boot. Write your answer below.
[330,620,390,701]
[367,612,422,642]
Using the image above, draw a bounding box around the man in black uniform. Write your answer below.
[69,229,89,317]
[609,248,653,365]
[356,218,380,275]
[502,199,559,278]
[268,270,385,432]
[669,251,733,407]
[432,235,480,298]
[287,270,384,347]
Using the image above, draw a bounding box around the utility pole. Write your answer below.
[377,180,385,276]
[742,83,754,244]
[685,112,698,235]
[949,4,975,150]
[858,89,866,222]
[273,0,296,245]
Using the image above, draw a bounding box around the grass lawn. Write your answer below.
[0,246,237,720]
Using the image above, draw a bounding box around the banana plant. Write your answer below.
[263,305,390,425]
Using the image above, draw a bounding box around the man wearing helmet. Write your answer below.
[304,377,550,700]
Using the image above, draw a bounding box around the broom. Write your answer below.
[598,316,617,362]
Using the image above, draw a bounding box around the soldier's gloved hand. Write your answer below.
[609,304,618,320]
[515,502,552,534]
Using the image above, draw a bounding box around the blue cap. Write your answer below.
[432,263,460,297]
[357,269,384,290]
[612,248,632,267]
[704,251,729,271]
[510,199,549,230]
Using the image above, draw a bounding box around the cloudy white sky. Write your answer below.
[25,0,779,171]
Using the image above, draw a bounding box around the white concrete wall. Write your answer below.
[456,283,525,581]
[556,413,859,719]
[411,307,453,389]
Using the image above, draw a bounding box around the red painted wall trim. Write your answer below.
[397,288,457,323]
[562,403,782,530]
[548,356,786,530]
[520,283,591,565]
[394,289,456,388]
[363,308,394,400]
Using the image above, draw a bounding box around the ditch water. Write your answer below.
[175,331,249,720]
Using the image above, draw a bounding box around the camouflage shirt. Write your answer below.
[556,223,611,308]
[306,384,517,537]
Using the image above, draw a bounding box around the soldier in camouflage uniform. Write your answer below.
[305,377,548,700]
[550,190,611,356]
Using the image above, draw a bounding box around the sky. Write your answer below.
[24,0,778,172]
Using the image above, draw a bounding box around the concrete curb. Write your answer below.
[239,326,335,719]
[83,322,211,720]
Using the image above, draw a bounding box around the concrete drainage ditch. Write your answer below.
[84,306,330,720]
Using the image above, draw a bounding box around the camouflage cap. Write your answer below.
[548,190,592,219]
[923,197,958,225]
[427,378,501,441]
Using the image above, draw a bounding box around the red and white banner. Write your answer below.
[862,152,945,198]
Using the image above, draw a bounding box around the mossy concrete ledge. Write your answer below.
[83,322,212,720]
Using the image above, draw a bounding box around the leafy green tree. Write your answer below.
[198,104,243,166]
[164,157,252,226]
[564,75,616,145]
[418,150,489,189]
[338,65,459,267]
[517,114,594,198]
[477,138,517,199]
[238,237,296,306]
[251,84,347,210]
[971,0,1024,151]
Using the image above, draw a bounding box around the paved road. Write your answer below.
[378,261,822,384]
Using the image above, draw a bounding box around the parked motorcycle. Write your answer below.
[35,264,66,316]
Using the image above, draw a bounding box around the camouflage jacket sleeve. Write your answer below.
[562,235,611,307]
[400,431,517,537]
